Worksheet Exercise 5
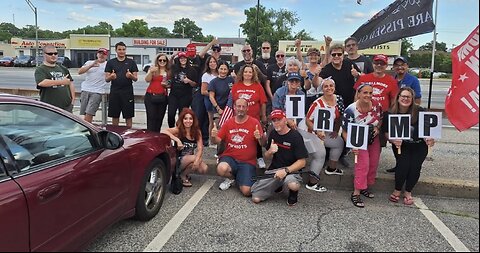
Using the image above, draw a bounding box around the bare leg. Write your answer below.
[126,118,133,128]
[112,117,120,126]
[84,114,94,123]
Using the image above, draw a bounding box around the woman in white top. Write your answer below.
[201,56,219,145]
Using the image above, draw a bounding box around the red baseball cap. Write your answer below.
[373,54,388,64]
[178,51,188,58]
[186,43,196,57]
[270,109,286,120]
[97,48,109,55]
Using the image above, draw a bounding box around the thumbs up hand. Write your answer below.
[269,140,279,154]
[211,123,218,138]
[351,64,359,78]
[324,35,332,46]
[254,125,261,140]
[109,70,117,80]
[126,69,133,79]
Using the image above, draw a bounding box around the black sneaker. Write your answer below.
[324,167,344,176]
[386,167,396,173]
[287,190,298,206]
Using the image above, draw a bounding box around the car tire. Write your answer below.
[134,158,167,221]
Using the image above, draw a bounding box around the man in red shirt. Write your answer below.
[211,98,266,196]
[354,54,398,112]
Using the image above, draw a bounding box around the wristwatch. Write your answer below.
[284,167,290,174]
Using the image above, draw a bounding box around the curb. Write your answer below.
[198,158,479,200]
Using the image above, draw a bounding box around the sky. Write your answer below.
[1,0,478,50]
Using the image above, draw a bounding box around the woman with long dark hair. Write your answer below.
[167,52,198,128]
[144,53,170,132]
[201,56,219,145]
[383,87,435,205]
[161,108,208,187]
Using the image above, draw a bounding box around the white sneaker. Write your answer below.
[219,178,235,190]
[305,184,327,192]
[257,158,266,169]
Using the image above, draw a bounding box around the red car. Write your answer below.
[0,94,177,251]
[0,56,15,67]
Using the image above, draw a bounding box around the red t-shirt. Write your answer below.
[218,116,263,166]
[231,82,267,120]
[146,74,168,95]
[354,74,398,112]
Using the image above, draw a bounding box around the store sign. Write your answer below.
[278,40,401,56]
[133,39,167,46]
[11,38,69,48]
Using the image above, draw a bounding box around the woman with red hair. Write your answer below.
[161,108,208,186]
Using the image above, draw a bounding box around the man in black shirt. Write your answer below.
[251,110,308,206]
[257,41,276,69]
[265,50,287,116]
[344,37,374,74]
[105,41,138,128]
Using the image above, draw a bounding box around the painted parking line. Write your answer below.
[415,197,470,252]
[143,179,216,252]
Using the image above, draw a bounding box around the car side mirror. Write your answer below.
[98,130,124,150]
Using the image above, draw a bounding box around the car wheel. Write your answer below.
[134,158,167,221]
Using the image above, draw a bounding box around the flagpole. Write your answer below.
[427,0,439,109]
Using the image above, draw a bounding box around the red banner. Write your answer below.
[445,26,479,131]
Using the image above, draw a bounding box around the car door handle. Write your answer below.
[38,184,62,201]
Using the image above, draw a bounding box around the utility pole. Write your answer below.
[254,0,260,58]
[25,0,39,67]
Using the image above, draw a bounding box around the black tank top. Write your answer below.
[179,136,197,157]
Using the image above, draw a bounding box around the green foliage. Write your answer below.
[240,5,306,57]
[172,18,204,41]
[418,40,448,52]
[409,52,452,73]
[401,38,414,56]
[149,27,171,38]
[116,19,149,37]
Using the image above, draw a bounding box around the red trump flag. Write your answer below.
[445,26,479,131]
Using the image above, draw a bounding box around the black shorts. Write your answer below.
[108,91,135,119]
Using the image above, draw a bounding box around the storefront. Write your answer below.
[110,37,191,70]
[69,34,110,67]
[10,37,69,57]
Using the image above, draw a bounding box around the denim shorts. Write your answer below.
[218,156,256,187]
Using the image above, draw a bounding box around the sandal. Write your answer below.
[389,194,400,203]
[403,196,414,205]
[360,189,375,199]
[351,194,365,208]
[182,179,192,187]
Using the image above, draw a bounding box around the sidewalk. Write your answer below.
[85,108,479,199]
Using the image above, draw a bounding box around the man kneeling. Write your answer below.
[251,110,308,206]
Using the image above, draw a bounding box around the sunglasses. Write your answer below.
[158,59,167,62]
[346,43,357,48]
[212,48,221,52]
[242,49,251,53]
[262,47,270,49]
[331,53,343,57]
[276,54,285,58]
[45,52,58,56]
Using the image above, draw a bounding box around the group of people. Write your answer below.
[34,36,434,208]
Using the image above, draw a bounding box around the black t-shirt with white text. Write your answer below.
[267,64,287,96]
[266,129,308,170]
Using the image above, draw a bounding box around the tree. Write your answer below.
[149,26,171,38]
[172,18,204,41]
[0,22,20,42]
[116,19,149,37]
[240,5,301,56]
[418,41,448,52]
[400,38,414,56]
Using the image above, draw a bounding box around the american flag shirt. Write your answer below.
[342,100,383,131]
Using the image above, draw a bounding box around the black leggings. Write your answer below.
[393,141,428,192]
[167,92,192,128]
[144,93,168,132]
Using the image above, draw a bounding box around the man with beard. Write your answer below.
[257,41,276,69]
[211,98,266,197]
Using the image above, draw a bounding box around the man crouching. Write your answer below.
[251,110,308,206]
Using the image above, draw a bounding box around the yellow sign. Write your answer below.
[279,40,401,56]
[69,35,109,49]
[11,37,69,48]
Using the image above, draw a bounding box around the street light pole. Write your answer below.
[25,0,39,67]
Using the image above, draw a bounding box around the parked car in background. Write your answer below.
[0,57,15,67]
[13,55,35,67]
[143,63,151,73]
[0,94,177,251]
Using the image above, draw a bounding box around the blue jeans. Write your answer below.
[219,156,256,187]
[191,91,209,144]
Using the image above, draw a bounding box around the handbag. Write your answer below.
[150,93,167,104]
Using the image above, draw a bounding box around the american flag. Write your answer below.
[218,105,234,127]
